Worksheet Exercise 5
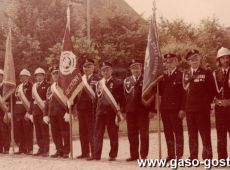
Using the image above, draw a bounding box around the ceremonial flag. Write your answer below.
[0,27,16,112]
[56,5,83,107]
[142,11,163,106]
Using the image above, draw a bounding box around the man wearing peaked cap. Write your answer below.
[88,61,123,161]
[124,59,153,161]
[0,68,11,154]
[14,68,33,155]
[27,67,50,156]
[73,58,100,159]
[44,65,70,159]
[159,53,185,162]
[183,49,215,160]
[213,47,230,160]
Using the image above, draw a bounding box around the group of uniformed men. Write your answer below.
[0,47,230,162]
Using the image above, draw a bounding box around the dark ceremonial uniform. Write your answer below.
[0,84,11,153]
[75,74,100,157]
[93,77,123,160]
[44,83,70,156]
[14,82,33,153]
[213,68,230,159]
[124,75,150,159]
[183,67,215,160]
[29,80,50,155]
[159,68,184,159]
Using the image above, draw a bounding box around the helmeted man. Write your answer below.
[0,69,11,154]
[123,59,151,161]
[14,69,33,155]
[88,62,123,161]
[183,49,215,160]
[43,65,70,158]
[213,47,230,160]
[159,54,185,161]
[74,58,100,159]
[28,67,50,156]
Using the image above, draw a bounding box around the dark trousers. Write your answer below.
[33,114,49,153]
[0,115,11,152]
[14,113,33,152]
[126,112,149,159]
[50,115,70,154]
[93,114,118,158]
[215,106,230,159]
[186,111,212,159]
[161,110,184,158]
[78,111,95,156]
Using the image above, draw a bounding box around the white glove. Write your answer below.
[28,114,34,123]
[43,116,50,124]
[64,113,70,122]
[7,112,12,119]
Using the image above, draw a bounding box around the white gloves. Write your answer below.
[24,113,33,123]
[3,112,12,124]
[64,112,70,122]
[43,116,50,124]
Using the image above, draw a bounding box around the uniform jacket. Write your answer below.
[123,75,151,114]
[14,82,32,114]
[29,80,50,116]
[96,77,123,115]
[159,68,185,112]
[183,67,215,113]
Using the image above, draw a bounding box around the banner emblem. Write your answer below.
[60,51,77,75]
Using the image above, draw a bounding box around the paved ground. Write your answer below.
[0,129,229,170]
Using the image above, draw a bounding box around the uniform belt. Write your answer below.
[215,99,230,107]
[16,101,23,104]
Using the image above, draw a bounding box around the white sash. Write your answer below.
[17,83,30,111]
[100,78,120,112]
[32,83,45,112]
[182,72,190,90]
[213,71,223,93]
[82,75,96,99]
[50,82,68,107]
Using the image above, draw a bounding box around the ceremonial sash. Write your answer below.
[51,82,68,108]
[182,72,190,90]
[0,95,8,113]
[124,77,135,94]
[99,78,120,113]
[17,83,30,111]
[82,75,96,99]
[32,83,45,113]
[213,71,223,94]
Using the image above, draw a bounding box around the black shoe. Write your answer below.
[15,151,24,155]
[62,154,69,159]
[51,151,63,158]
[108,157,116,161]
[87,156,101,161]
[26,150,33,155]
[126,157,138,162]
[42,152,49,157]
[76,154,89,159]
[3,151,9,154]
[33,151,43,156]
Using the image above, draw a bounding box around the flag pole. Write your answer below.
[153,0,162,159]
[67,1,74,159]
[10,94,15,154]
[87,0,91,46]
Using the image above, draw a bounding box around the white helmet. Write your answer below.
[34,67,45,75]
[0,69,4,75]
[217,47,230,59]
[20,69,31,76]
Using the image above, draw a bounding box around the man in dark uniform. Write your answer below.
[0,69,11,154]
[123,59,151,161]
[213,47,230,160]
[183,50,215,160]
[28,67,50,156]
[74,58,100,159]
[159,54,185,161]
[14,69,33,155]
[43,66,70,158]
[88,62,123,161]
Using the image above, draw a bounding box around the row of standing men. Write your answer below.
[0,47,230,162]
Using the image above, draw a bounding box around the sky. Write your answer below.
[124,0,230,27]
